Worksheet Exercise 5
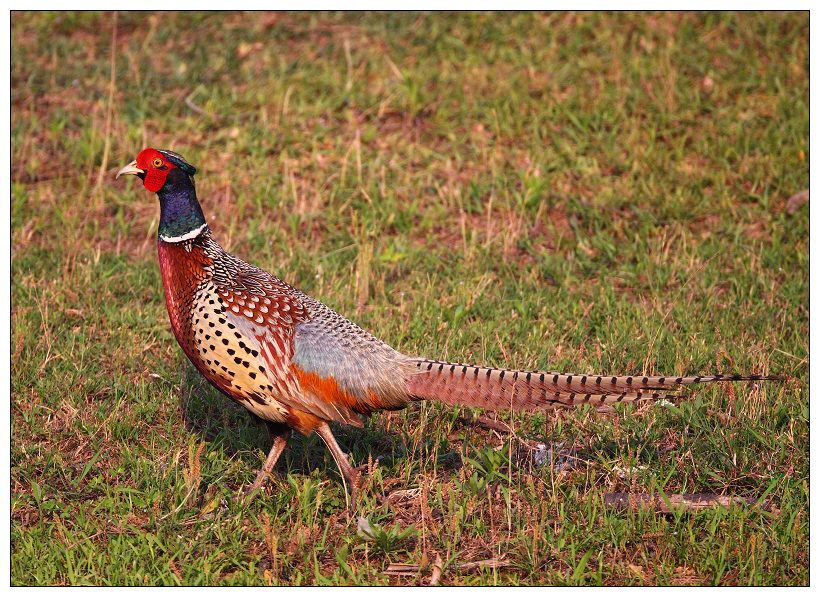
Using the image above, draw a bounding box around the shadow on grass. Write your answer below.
[176,364,421,484]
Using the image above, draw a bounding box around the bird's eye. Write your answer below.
[152,158,163,168]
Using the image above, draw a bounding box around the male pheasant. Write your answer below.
[117,148,779,500]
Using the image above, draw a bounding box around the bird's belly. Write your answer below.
[184,283,289,422]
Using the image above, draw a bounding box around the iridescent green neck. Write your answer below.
[157,168,207,242]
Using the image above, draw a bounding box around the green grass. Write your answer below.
[11,11,808,586]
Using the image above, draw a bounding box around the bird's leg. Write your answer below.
[244,422,291,496]
[315,421,361,507]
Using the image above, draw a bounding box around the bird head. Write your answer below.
[116,148,197,192]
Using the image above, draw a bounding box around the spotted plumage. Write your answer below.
[117,147,782,503]
[157,230,416,437]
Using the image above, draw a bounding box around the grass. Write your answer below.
[11,11,808,586]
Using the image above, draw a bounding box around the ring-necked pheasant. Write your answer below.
[117,148,780,501]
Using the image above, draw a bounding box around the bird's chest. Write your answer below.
[157,240,212,353]
[157,241,290,421]
[189,283,287,411]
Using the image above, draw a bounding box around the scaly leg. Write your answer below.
[244,422,291,495]
[315,421,361,506]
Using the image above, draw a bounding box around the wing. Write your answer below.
[211,252,414,429]
[291,293,417,416]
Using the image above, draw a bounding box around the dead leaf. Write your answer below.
[700,75,714,94]
[429,554,443,586]
[786,189,809,215]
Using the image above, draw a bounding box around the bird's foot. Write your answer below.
[240,484,263,500]
[241,429,290,500]
[239,469,278,499]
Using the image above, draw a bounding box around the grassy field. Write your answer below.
[11,11,808,586]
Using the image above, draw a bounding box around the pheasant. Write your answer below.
[116,148,779,501]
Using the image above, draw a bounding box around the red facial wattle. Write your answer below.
[143,168,169,192]
[135,148,177,193]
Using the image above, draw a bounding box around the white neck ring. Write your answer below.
[159,222,208,243]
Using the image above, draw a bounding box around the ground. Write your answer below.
[11,11,808,586]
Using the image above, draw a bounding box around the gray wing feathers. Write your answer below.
[293,295,416,412]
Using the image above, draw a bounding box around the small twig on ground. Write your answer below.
[456,414,532,447]
[456,559,510,571]
[456,415,512,433]
[386,558,510,578]
[66,530,104,551]
[604,492,780,515]
[384,563,419,576]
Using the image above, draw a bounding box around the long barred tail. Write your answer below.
[406,359,782,410]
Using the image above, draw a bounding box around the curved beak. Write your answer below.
[115,161,144,179]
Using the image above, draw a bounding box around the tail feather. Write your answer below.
[406,359,781,411]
